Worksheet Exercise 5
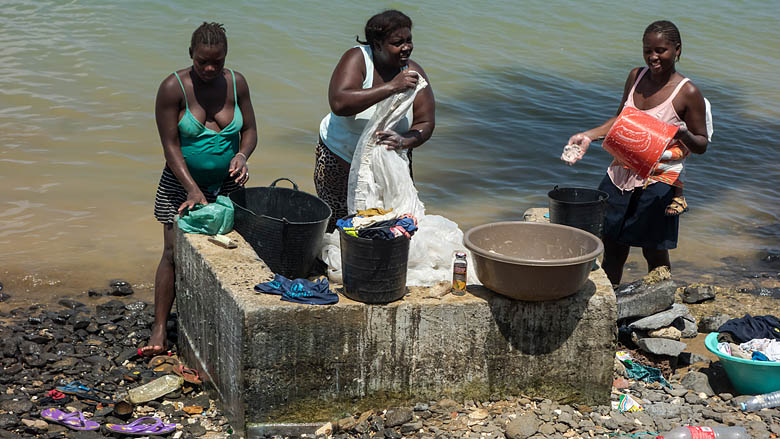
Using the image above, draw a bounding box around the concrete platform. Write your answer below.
[174,225,617,437]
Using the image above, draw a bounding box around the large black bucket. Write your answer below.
[547,186,609,239]
[229,178,331,279]
[339,230,409,304]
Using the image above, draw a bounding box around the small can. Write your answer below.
[452,251,468,295]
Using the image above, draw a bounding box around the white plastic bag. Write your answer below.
[347,72,427,217]
[321,72,480,286]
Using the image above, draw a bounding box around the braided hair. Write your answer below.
[356,10,412,50]
[190,22,228,53]
[644,20,681,60]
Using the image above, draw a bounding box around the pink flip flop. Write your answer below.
[105,416,177,436]
[40,408,100,431]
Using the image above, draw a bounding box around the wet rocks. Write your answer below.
[699,313,732,333]
[615,268,677,320]
[108,279,134,296]
[682,284,716,303]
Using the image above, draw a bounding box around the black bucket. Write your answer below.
[547,186,609,239]
[339,230,409,304]
[229,178,331,279]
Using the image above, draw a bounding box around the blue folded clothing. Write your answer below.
[254,274,338,305]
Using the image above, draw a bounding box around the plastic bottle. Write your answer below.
[740,389,780,411]
[451,251,468,295]
[656,426,749,439]
[127,374,183,404]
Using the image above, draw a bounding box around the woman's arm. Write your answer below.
[229,71,258,183]
[563,68,641,164]
[155,74,207,212]
[674,83,708,154]
[377,60,435,151]
[328,47,419,116]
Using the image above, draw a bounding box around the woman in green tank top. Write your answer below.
[145,22,258,357]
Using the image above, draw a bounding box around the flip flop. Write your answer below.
[56,381,115,405]
[148,354,181,373]
[40,408,100,431]
[173,364,202,385]
[38,389,72,405]
[104,417,176,436]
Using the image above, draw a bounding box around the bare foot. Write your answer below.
[140,325,168,357]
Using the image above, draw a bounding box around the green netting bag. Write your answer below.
[177,195,234,235]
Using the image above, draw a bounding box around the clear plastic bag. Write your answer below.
[321,74,480,287]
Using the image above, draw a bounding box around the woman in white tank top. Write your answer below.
[561,20,709,287]
[314,10,436,231]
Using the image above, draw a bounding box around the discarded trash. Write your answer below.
[617,393,643,412]
[127,375,183,404]
[208,234,238,249]
[618,354,671,388]
[451,251,468,295]
[740,389,780,411]
[656,426,748,439]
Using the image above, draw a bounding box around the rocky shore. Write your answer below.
[0,275,778,439]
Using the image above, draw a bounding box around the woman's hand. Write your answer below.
[178,190,208,215]
[673,122,688,140]
[561,133,592,165]
[388,70,419,94]
[229,152,249,185]
[375,129,406,150]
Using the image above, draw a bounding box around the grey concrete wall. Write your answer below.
[175,228,616,435]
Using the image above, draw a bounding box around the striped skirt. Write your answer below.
[153,167,241,224]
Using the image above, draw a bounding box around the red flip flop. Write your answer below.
[173,365,202,385]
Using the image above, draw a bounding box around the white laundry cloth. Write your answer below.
[739,338,780,361]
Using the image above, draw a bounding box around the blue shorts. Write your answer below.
[598,175,679,250]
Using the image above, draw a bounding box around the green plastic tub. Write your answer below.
[705,332,780,395]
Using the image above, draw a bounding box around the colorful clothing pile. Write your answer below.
[716,314,780,362]
[337,210,418,240]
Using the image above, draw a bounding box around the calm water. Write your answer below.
[1,0,779,304]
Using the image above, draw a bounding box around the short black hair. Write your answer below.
[356,10,412,50]
[190,22,228,53]
[644,20,681,60]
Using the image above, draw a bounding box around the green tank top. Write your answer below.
[174,69,243,192]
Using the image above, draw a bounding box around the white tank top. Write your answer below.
[319,45,413,163]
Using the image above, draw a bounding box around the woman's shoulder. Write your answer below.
[628,66,645,81]
[158,69,187,94]
[407,60,429,79]
[677,74,703,101]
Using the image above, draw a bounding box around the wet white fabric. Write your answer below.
[347,72,428,216]
[320,74,480,286]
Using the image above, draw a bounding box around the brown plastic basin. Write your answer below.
[464,221,603,301]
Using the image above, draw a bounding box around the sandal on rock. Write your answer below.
[173,364,202,385]
[40,408,100,431]
[105,416,176,436]
[148,354,181,373]
[665,196,688,216]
